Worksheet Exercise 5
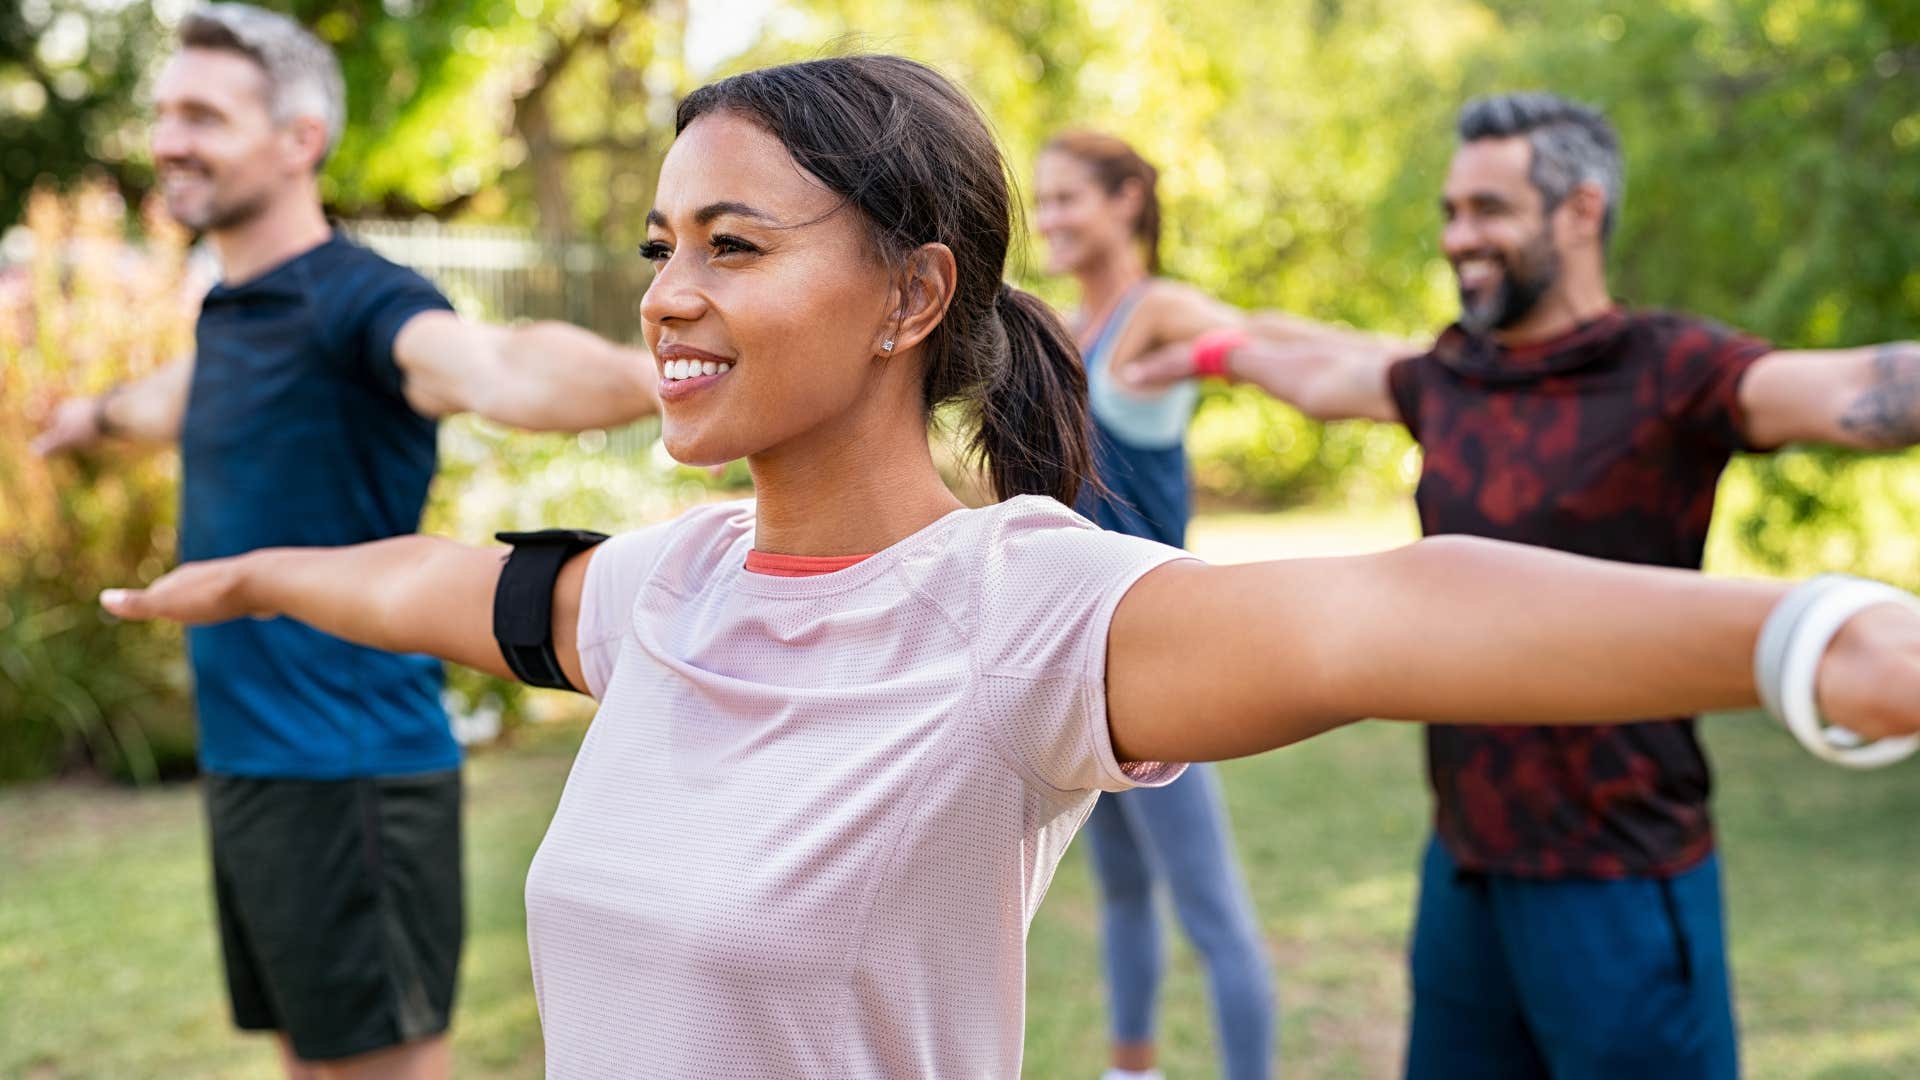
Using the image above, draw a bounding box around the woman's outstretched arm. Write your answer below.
[1105,536,1920,763]
[101,536,596,692]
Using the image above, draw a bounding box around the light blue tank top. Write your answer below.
[1083,283,1199,449]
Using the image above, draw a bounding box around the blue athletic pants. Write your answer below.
[1406,836,1738,1080]
[1085,764,1276,1080]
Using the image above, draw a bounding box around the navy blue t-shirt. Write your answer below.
[180,232,456,779]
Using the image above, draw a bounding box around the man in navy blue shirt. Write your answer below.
[33,6,657,1077]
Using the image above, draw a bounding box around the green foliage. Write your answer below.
[844,0,1917,554]
[0,0,170,229]
[0,0,691,242]
[4,0,1917,780]
[0,183,197,782]
[1462,0,1920,586]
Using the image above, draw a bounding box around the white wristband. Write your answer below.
[1755,575,1920,769]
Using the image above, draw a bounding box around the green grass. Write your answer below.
[0,720,577,1080]
[3,506,1917,1078]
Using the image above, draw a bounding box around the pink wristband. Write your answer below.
[1190,328,1249,378]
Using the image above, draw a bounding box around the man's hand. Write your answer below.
[1118,340,1203,392]
[31,358,194,453]
[31,396,105,457]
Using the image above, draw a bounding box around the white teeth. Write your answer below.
[663,359,734,381]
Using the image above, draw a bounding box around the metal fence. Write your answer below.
[346,219,661,456]
[347,219,651,344]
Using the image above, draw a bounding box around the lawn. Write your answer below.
[2,506,1916,1078]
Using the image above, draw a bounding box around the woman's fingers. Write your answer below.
[99,587,150,620]
[98,560,249,626]
[1816,602,1920,741]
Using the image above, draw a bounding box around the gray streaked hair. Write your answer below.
[1457,92,1623,244]
[178,4,346,164]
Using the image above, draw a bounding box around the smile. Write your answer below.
[1455,257,1500,290]
[662,358,733,381]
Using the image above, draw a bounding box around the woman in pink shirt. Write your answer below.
[105,56,1920,1079]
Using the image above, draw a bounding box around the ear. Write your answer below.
[280,115,331,175]
[877,243,957,359]
[1558,180,1609,246]
[1113,176,1148,224]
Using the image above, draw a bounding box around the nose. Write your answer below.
[1441,214,1482,261]
[639,250,706,328]
[150,115,191,163]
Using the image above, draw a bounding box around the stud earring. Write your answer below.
[881,338,895,353]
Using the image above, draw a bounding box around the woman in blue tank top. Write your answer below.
[1035,132,1275,1080]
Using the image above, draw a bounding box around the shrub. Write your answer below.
[0,182,201,783]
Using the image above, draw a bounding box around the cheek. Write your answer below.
[1488,222,1532,261]
[671,268,886,452]
[730,269,876,359]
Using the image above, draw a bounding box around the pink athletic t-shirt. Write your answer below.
[525,494,1191,1078]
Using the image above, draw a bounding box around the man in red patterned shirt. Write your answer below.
[1125,92,1920,1079]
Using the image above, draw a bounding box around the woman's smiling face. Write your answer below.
[640,111,899,466]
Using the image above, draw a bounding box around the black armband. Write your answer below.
[492,528,610,693]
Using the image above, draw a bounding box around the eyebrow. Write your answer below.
[645,201,781,229]
[1440,191,1514,210]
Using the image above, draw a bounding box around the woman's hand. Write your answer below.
[100,535,562,686]
[1816,602,1920,741]
[101,557,266,626]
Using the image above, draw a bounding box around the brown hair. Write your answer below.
[677,56,1095,505]
[1042,130,1163,273]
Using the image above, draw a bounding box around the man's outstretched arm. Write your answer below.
[1740,341,1920,450]
[33,356,195,455]
[393,311,660,432]
[1121,314,1421,424]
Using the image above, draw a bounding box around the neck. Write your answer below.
[1492,265,1613,347]
[1073,245,1150,330]
[210,189,332,285]
[747,361,965,557]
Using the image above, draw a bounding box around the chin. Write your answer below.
[660,428,744,469]
[162,200,210,231]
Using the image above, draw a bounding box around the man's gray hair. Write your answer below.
[178,4,346,163]
[1457,92,1623,244]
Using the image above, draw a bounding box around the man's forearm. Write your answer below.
[99,357,194,444]
[477,322,659,432]
[1837,341,1920,448]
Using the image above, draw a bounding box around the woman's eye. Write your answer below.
[711,234,759,256]
[640,241,671,262]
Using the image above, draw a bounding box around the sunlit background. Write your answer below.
[3,2,1917,1076]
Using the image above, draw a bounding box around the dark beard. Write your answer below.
[1458,229,1560,334]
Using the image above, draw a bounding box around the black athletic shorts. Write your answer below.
[205,768,463,1062]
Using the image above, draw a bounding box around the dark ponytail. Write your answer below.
[677,55,1096,505]
[980,284,1095,504]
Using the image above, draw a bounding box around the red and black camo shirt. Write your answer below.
[1387,308,1772,879]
